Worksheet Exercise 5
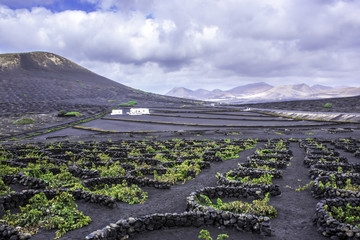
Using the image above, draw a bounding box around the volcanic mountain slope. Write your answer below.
[0,51,187,115]
[0,51,190,138]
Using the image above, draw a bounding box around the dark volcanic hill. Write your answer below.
[0,51,192,138]
[0,51,185,115]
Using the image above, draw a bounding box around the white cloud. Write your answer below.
[1,0,360,93]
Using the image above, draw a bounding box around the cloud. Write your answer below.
[0,0,360,93]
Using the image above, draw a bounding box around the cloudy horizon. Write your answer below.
[0,0,359,94]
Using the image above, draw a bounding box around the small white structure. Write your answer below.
[111,109,123,115]
[127,108,150,115]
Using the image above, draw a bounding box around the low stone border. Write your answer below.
[0,224,30,240]
[250,153,291,161]
[85,210,271,240]
[0,188,115,214]
[162,160,211,169]
[78,162,136,172]
[82,176,172,189]
[309,163,360,180]
[68,165,100,179]
[303,156,348,168]
[311,176,360,199]
[216,173,281,197]
[128,167,197,180]
[255,147,293,156]
[245,157,288,169]
[332,141,358,153]
[231,166,283,179]
[313,198,360,239]
[306,149,340,157]
[1,173,47,189]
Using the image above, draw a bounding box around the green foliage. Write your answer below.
[12,118,35,125]
[64,112,82,117]
[95,162,126,178]
[247,163,275,171]
[93,180,148,204]
[25,168,81,189]
[108,100,115,103]
[196,193,277,218]
[153,168,191,184]
[1,192,91,239]
[0,177,14,196]
[118,101,138,107]
[198,229,229,240]
[226,171,273,185]
[323,103,333,108]
[318,174,360,192]
[325,203,360,229]
[0,164,22,176]
[97,152,111,162]
[294,181,314,191]
[57,110,66,116]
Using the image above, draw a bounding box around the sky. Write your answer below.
[0,0,359,94]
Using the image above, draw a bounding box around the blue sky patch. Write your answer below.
[0,0,97,12]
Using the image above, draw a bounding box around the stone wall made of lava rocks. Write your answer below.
[216,173,281,197]
[311,176,360,199]
[303,156,348,168]
[309,163,360,179]
[228,166,283,179]
[1,173,47,189]
[128,167,197,180]
[313,198,360,239]
[0,188,115,214]
[0,224,30,240]
[244,158,288,169]
[82,176,172,189]
[85,210,271,240]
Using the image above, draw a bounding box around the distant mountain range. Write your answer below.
[166,82,360,103]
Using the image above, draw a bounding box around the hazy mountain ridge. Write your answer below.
[166,82,360,103]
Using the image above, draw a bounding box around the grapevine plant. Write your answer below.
[92,180,148,204]
[324,203,360,229]
[1,192,91,239]
[198,229,229,240]
[196,193,277,218]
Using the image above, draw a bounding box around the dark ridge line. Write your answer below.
[152,110,272,117]
[98,117,338,128]
[150,113,296,122]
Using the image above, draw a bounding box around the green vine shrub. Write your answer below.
[198,229,229,240]
[196,193,277,218]
[93,180,148,204]
[324,203,360,229]
[1,192,91,239]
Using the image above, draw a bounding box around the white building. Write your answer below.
[127,108,150,115]
[110,109,123,115]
